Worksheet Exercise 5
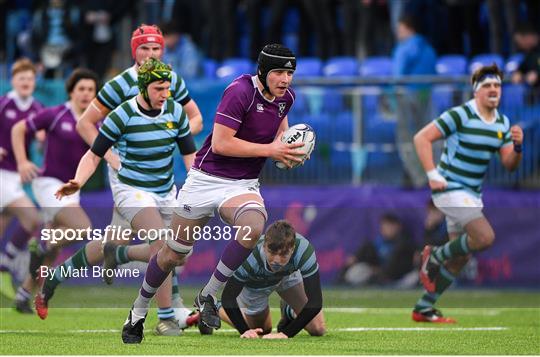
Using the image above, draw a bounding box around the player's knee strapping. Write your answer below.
[232,200,268,225]
[165,230,193,256]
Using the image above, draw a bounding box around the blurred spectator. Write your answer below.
[245,0,265,61]
[201,0,237,60]
[357,0,393,58]
[423,200,448,247]
[161,22,203,79]
[486,0,520,56]
[392,14,436,76]
[300,0,341,60]
[443,0,485,56]
[170,0,206,49]
[264,0,312,58]
[511,23,540,87]
[78,1,132,81]
[342,0,361,57]
[338,213,416,287]
[30,0,81,79]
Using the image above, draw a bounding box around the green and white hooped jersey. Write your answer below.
[233,233,319,290]
[99,97,190,196]
[96,66,189,110]
[434,99,513,197]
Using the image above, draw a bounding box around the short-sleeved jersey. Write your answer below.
[0,92,43,171]
[434,99,512,197]
[99,97,190,196]
[26,103,89,182]
[233,233,318,290]
[193,75,295,179]
[96,66,190,111]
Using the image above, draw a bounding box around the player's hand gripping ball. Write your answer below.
[275,123,316,170]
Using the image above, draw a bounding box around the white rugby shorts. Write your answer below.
[174,169,263,221]
[237,270,303,316]
[32,176,81,223]
[0,169,27,211]
[110,172,176,226]
[432,189,484,233]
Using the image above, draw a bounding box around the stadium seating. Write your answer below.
[468,53,504,73]
[294,57,323,77]
[359,56,393,77]
[323,56,360,76]
[215,58,254,81]
[505,53,524,75]
[203,59,218,79]
[435,55,467,76]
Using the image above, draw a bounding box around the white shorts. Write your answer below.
[237,271,303,316]
[174,169,263,221]
[432,190,484,233]
[0,169,27,212]
[107,165,131,229]
[111,174,176,226]
[32,176,80,223]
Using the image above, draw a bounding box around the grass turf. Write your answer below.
[1,286,539,355]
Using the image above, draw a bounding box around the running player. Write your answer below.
[51,59,196,333]
[121,43,306,344]
[412,64,523,323]
[219,220,325,338]
[0,58,44,308]
[75,24,203,335]
[11,68,98,317]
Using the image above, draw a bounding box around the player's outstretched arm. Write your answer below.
[77,99,119,170]
[11,120,39,183]
[182,99,203,135]
[221,277,252,336]
[499,125,523,172]
[413,122,447,191]
[55,150,101,199]
[275,271,323,338]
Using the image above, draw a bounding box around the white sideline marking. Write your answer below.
[308,308,501,316]
[0,327,508,334]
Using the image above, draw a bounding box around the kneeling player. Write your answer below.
[219,220,325,338]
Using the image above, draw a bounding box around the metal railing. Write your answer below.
[261,76,540,188]
[2,76,539,188]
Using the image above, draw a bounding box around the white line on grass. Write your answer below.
[312,308,501,316]
[0,327,508,334]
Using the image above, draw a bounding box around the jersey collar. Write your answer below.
[7,90,34,111]
[468,99,499,125]
[251,75,275,103]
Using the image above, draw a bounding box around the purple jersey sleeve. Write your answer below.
[26,108,55,133]
[214,81,251,131]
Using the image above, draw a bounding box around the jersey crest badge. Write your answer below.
[278,102,286,118]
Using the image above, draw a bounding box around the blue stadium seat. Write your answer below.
[323,56,359,76]
[468,54,504,73]
[334,111,354,142]
[435,55,467,76]
[216,58,254,81]
[501,83,525,116]
[432,85,455,116]
[203,59,218,79]
[294,57,323,77]
[360,56,393,77]
[321,88,345,113]
[288,90,308,116]
[505,53,524,75]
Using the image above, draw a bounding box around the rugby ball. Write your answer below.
[274,124,316,170]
